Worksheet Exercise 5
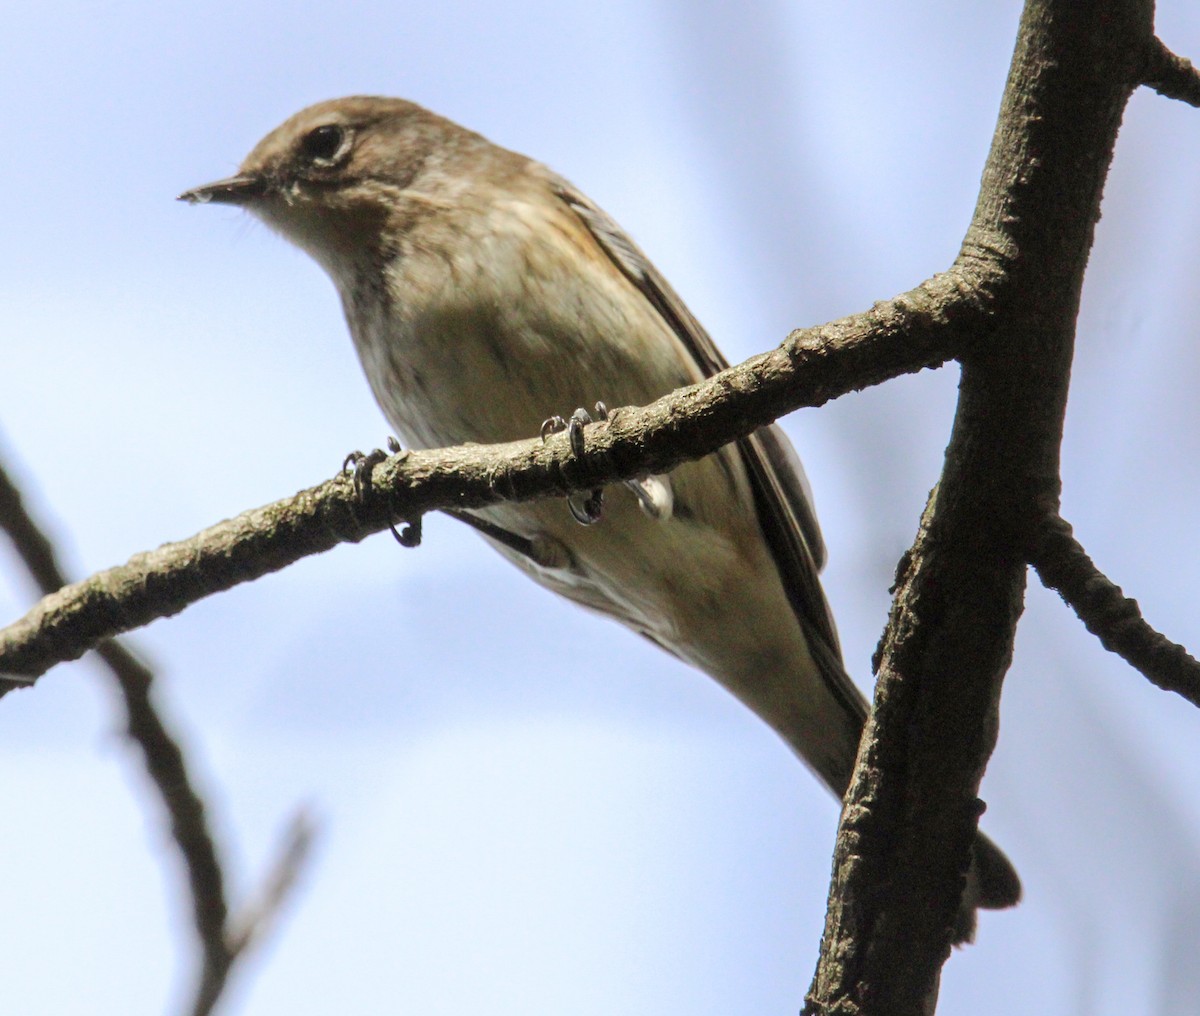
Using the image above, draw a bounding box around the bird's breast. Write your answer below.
[340,194,696,452]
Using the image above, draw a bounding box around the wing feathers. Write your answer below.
[548,171,868,738]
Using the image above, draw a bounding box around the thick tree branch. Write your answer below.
[1030,512,1200,708]
[0,263,1006,689]
[806,0,1152,1011]
[1142,35,1200,106]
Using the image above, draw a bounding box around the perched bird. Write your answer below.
[181,96,1019,939]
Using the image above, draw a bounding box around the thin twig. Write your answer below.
[190,810,318,1016]
[226,809,317,959]
[0,454,316,1016]
[0,457,234,960]
[1030,512,1200,709]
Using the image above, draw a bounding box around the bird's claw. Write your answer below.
[540,415,568,443]
[567,407,591,459]
[541,402,608,451]
[567,489,605,526]
[343,439,422,547]
[389,515,423,548]
[541,403,608,527]
[344,447,389,502]
[567,402,609,458]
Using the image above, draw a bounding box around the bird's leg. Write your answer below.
[625,473,674,521]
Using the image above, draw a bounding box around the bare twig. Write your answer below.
[0,457,233,957]
[189,810,318,1016]
[1030,512,1200,709]
[0,455,316,1016]
[0,455,71,594]
[1143,36,1200,107]
[114,640,234,972]
[225,809,317,959]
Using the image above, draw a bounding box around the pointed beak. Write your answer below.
[177,173,268,206]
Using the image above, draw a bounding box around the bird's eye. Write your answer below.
[300,124,348,163]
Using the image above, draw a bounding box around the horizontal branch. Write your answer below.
[1142,36,1200,107]
[1030,513,1200,709]
[0,261,1006,690]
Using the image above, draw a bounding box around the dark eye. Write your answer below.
[300,123,348,163]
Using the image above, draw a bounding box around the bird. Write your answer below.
[180,95,1020,940]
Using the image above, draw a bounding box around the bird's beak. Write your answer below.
[177,173,267,206]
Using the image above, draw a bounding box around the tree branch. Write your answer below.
[0,459,232,950]
[0,456,315,1016]
[806,0,1152,1010]
[1030,512,1200,708]
[188,810,317,1016]
[1142,35,1200,106]
[0,263,1006,689]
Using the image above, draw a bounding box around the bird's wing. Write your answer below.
[548,172,867,729]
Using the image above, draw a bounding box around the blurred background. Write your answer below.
[1,2,1198,1013]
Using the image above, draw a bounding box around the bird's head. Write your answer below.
[179,96,490,278]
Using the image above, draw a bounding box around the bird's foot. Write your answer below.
[541,403,608,526]
[342,437,422,547]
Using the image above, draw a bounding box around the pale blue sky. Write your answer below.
[1,3,1199,1014]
